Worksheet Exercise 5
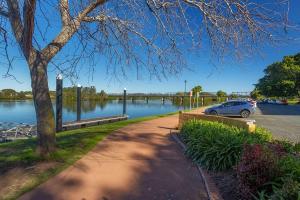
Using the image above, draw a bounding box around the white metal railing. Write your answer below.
[0,122,37,141]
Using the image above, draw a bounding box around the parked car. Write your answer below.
[247,99,257,108]
[259,99,288,105]
[205,100,255,118]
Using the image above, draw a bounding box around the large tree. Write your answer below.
[217,90,227,97]
[192,85,202,95]
[255,53,300,98]
[0,0,289,155]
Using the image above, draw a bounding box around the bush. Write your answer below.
[270,177,300,200]
[180,119,299,199]
[180,120,271,171]
[236,144,282,199]
[236,143,300,199]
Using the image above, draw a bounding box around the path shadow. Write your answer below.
[20,119,208,200]
[94,133,208,200]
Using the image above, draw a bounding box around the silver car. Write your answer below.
[205,100,255,118]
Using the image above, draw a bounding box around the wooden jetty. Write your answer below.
[62,115,128,131]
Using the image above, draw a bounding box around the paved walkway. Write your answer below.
[20,115,208,200]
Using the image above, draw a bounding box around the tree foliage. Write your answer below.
[63,86,108,101]
[250,89,261,100]
[0,89,27,99]
[192,85,202,95]
[255,53,300,97]
[217,90,227,97]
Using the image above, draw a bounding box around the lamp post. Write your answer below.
[123,88,127,115]
[77,84,82,121]
[56,74,63,132]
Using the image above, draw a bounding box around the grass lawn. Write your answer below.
[0,112,177,200]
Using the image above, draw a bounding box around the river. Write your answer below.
[0,99,205,125]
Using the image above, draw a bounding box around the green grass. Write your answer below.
[0,111,177,200]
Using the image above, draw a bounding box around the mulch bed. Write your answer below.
[208,170,240,200]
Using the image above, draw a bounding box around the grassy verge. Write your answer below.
[0,111,177,200]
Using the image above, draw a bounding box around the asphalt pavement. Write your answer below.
[250,104,300,142]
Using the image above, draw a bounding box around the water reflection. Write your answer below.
[0,97,223,125]
[0,100,17,108]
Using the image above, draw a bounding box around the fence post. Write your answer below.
[77,84,82,121]
[123,88,127,115]
[56,74,63,132]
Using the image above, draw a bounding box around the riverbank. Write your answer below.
[0,112,178,200]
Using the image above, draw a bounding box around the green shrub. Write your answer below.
[180,119,300,199]
[279,155,300,182]
[236,144,282,199]
[270,177,300,200]
[180,120,271,171]
[237,144,300,200]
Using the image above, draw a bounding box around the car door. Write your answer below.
[230,102,242,115]
[220,102,234,115]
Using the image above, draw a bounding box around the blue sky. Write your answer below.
[1,1,300,94]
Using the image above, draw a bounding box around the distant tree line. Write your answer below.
[253,53,300,98]
[62,86,108,101]
[0,87,108,101]
[0,89,32,100]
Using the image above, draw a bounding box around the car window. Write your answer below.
[223,102,235,107]
[234,102,244,106]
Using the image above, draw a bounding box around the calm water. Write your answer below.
[0,99,190,125]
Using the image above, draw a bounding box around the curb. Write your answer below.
[170,131,224,200]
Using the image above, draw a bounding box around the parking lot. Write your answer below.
[250,104,300,142]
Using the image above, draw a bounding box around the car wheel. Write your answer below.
[240,110,250,118]
[210,110,218,115]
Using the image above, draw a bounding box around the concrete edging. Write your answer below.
[170,131,224,200]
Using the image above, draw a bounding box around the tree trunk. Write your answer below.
[30,58,56,156]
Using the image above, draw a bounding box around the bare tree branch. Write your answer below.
[41,0,107,63]
[59,0,71,26]
[23,0,36,58]
[0,9,8,17]
[6,0,24,45]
